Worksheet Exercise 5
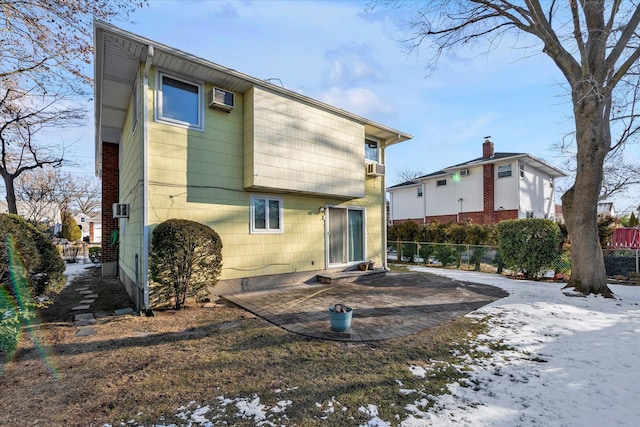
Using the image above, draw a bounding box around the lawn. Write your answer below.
[0,267,493,426]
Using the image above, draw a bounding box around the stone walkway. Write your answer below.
[69,267,134,337]
[222,271,509,342]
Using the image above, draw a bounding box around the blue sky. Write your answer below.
[66,0,637,214]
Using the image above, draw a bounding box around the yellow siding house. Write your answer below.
[94,22,412,312]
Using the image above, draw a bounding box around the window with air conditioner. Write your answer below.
[365,138,380,163]
[156,72,203,130]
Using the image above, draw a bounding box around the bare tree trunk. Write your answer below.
[1,172,18,214]
[561,81,613,297]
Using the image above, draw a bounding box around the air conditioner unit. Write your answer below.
[208,87,235,111]
[459,169,469,176]
[112,203,130,218]
[366,163,385,176]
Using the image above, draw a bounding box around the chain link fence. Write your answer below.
[603,249,640,277]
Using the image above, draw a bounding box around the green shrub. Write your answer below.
[1,231,50,357]
[0,213,66,297]
[61,211,82,242]
[433,244,457,268]
[470,246,488,271]
[149,219,223,309]
[497,219,562,280]
[88,247,101,264]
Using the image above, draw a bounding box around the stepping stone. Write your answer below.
[115,307,135,316]
[85,294,98,298]
[133,331,153,337]
[75,313,95,321]
[72,304,91,311]
[76,287,89,291]
[75,318,96,326]
[79,299,95,304]
[78,290,93,295]
[76,326,97,336]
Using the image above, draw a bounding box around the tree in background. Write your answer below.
[0,0,145,214]
[373,1,640,297]
[15,170,101,224]
[629,212,639,228]
[393,167,425,185]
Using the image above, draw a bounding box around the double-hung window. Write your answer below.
[156,73,203,130]
[251,195,283,234]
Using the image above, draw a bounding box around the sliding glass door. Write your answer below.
[328,207,364,265]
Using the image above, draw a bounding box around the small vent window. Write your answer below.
[436,179,447,187]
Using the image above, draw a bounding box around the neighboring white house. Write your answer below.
[597,202,615,220]
[388,138,567,225]
[74,212,102,243]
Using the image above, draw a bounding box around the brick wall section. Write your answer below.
[495,209,518,222]
[101,142,119,263]
[483,163,495,224]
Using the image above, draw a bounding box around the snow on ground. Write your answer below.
[63,259,98,284]
[99,267,640,427]
[403,267,640,427]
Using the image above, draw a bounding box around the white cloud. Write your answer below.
[319,87,394,118]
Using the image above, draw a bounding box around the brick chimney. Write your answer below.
[482,136,494,159]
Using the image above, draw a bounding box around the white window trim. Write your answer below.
[155,71,204,131]
[250,194,284,234]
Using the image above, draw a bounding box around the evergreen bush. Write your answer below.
[1,214,66,357]
[61,211,82,242]
[149,219,223,309]
[497,219,562,280]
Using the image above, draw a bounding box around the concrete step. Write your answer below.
[316,269,386,285]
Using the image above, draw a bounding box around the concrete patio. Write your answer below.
[221,271,509,342]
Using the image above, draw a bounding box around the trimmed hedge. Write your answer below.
[149,219,222,309]
[388,220,497,246]
[497,218,562,280]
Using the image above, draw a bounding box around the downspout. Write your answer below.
[142,45,154,315]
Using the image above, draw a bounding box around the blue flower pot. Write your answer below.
[328,305,353,332]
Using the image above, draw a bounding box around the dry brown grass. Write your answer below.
[0,268,492,426]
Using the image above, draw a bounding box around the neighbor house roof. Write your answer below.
[93,21,413,175]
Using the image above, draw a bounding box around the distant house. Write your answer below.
[387,138,566,225]
[74,212,102,243]
[597,202,615,220]
[93,22,412,310]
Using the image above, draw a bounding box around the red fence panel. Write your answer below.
[611,228,640,249]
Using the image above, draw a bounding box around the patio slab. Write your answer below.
[221,271,508,342]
